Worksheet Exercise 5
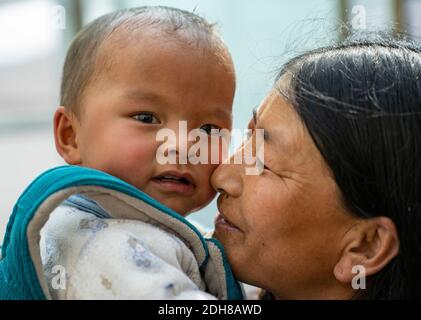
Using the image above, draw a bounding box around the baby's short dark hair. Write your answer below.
[60,6,225,116]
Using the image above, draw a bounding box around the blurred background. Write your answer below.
[1,0,420,239]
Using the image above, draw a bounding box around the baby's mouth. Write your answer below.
[155,175,191,185]
[152,171,196,195]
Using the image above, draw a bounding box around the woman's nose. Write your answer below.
[210,152,243,198]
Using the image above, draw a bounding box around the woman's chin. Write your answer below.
[213,222,243,251]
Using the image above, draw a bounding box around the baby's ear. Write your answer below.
[333,216,399,286]
[53,106,82,165]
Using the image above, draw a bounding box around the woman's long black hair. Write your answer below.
[277,34,421,299]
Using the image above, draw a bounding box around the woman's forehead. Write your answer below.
[257,89,298,128]
[256,89,320,162]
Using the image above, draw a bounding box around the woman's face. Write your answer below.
[211,88,360,299]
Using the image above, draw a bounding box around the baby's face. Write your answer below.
[73,29,235,216]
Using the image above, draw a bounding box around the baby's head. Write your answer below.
[54,6,235,216]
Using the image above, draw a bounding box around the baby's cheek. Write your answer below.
[200,163,219,180]
[207,136,230,165]
[101,139,157,182]
[126,138,158,160]
[196,163,219,197]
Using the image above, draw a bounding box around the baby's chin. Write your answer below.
[160,200,191,217]
[160,196,214,217]
[141,185,216,216]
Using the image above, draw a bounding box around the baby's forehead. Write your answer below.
[93,26,234,87]
[95,26,226,77]
[99,24,226,60]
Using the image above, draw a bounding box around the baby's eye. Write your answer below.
[200,124,221,135]
[132,112,161,124]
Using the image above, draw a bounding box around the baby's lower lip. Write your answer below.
[151,178,195,195]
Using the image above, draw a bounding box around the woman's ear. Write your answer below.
[333,216,399,284]
[54,106,82,165]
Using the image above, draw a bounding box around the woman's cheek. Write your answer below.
[247,178,290,226]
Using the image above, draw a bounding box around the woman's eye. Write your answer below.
[132,112,160,124]
[200,124,221,135]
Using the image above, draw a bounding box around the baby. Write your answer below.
[41,6,236,299]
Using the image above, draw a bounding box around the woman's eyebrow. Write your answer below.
[252,107,258,125]
[252,106,290,151]
[252,107,270,141]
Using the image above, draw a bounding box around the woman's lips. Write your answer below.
[215,212,241,232]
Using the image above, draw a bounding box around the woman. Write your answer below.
[211,35,421,299]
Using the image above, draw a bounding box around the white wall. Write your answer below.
[0,127,63,240]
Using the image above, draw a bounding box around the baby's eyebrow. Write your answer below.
[125,90,167,104]
[209,107,232,122]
